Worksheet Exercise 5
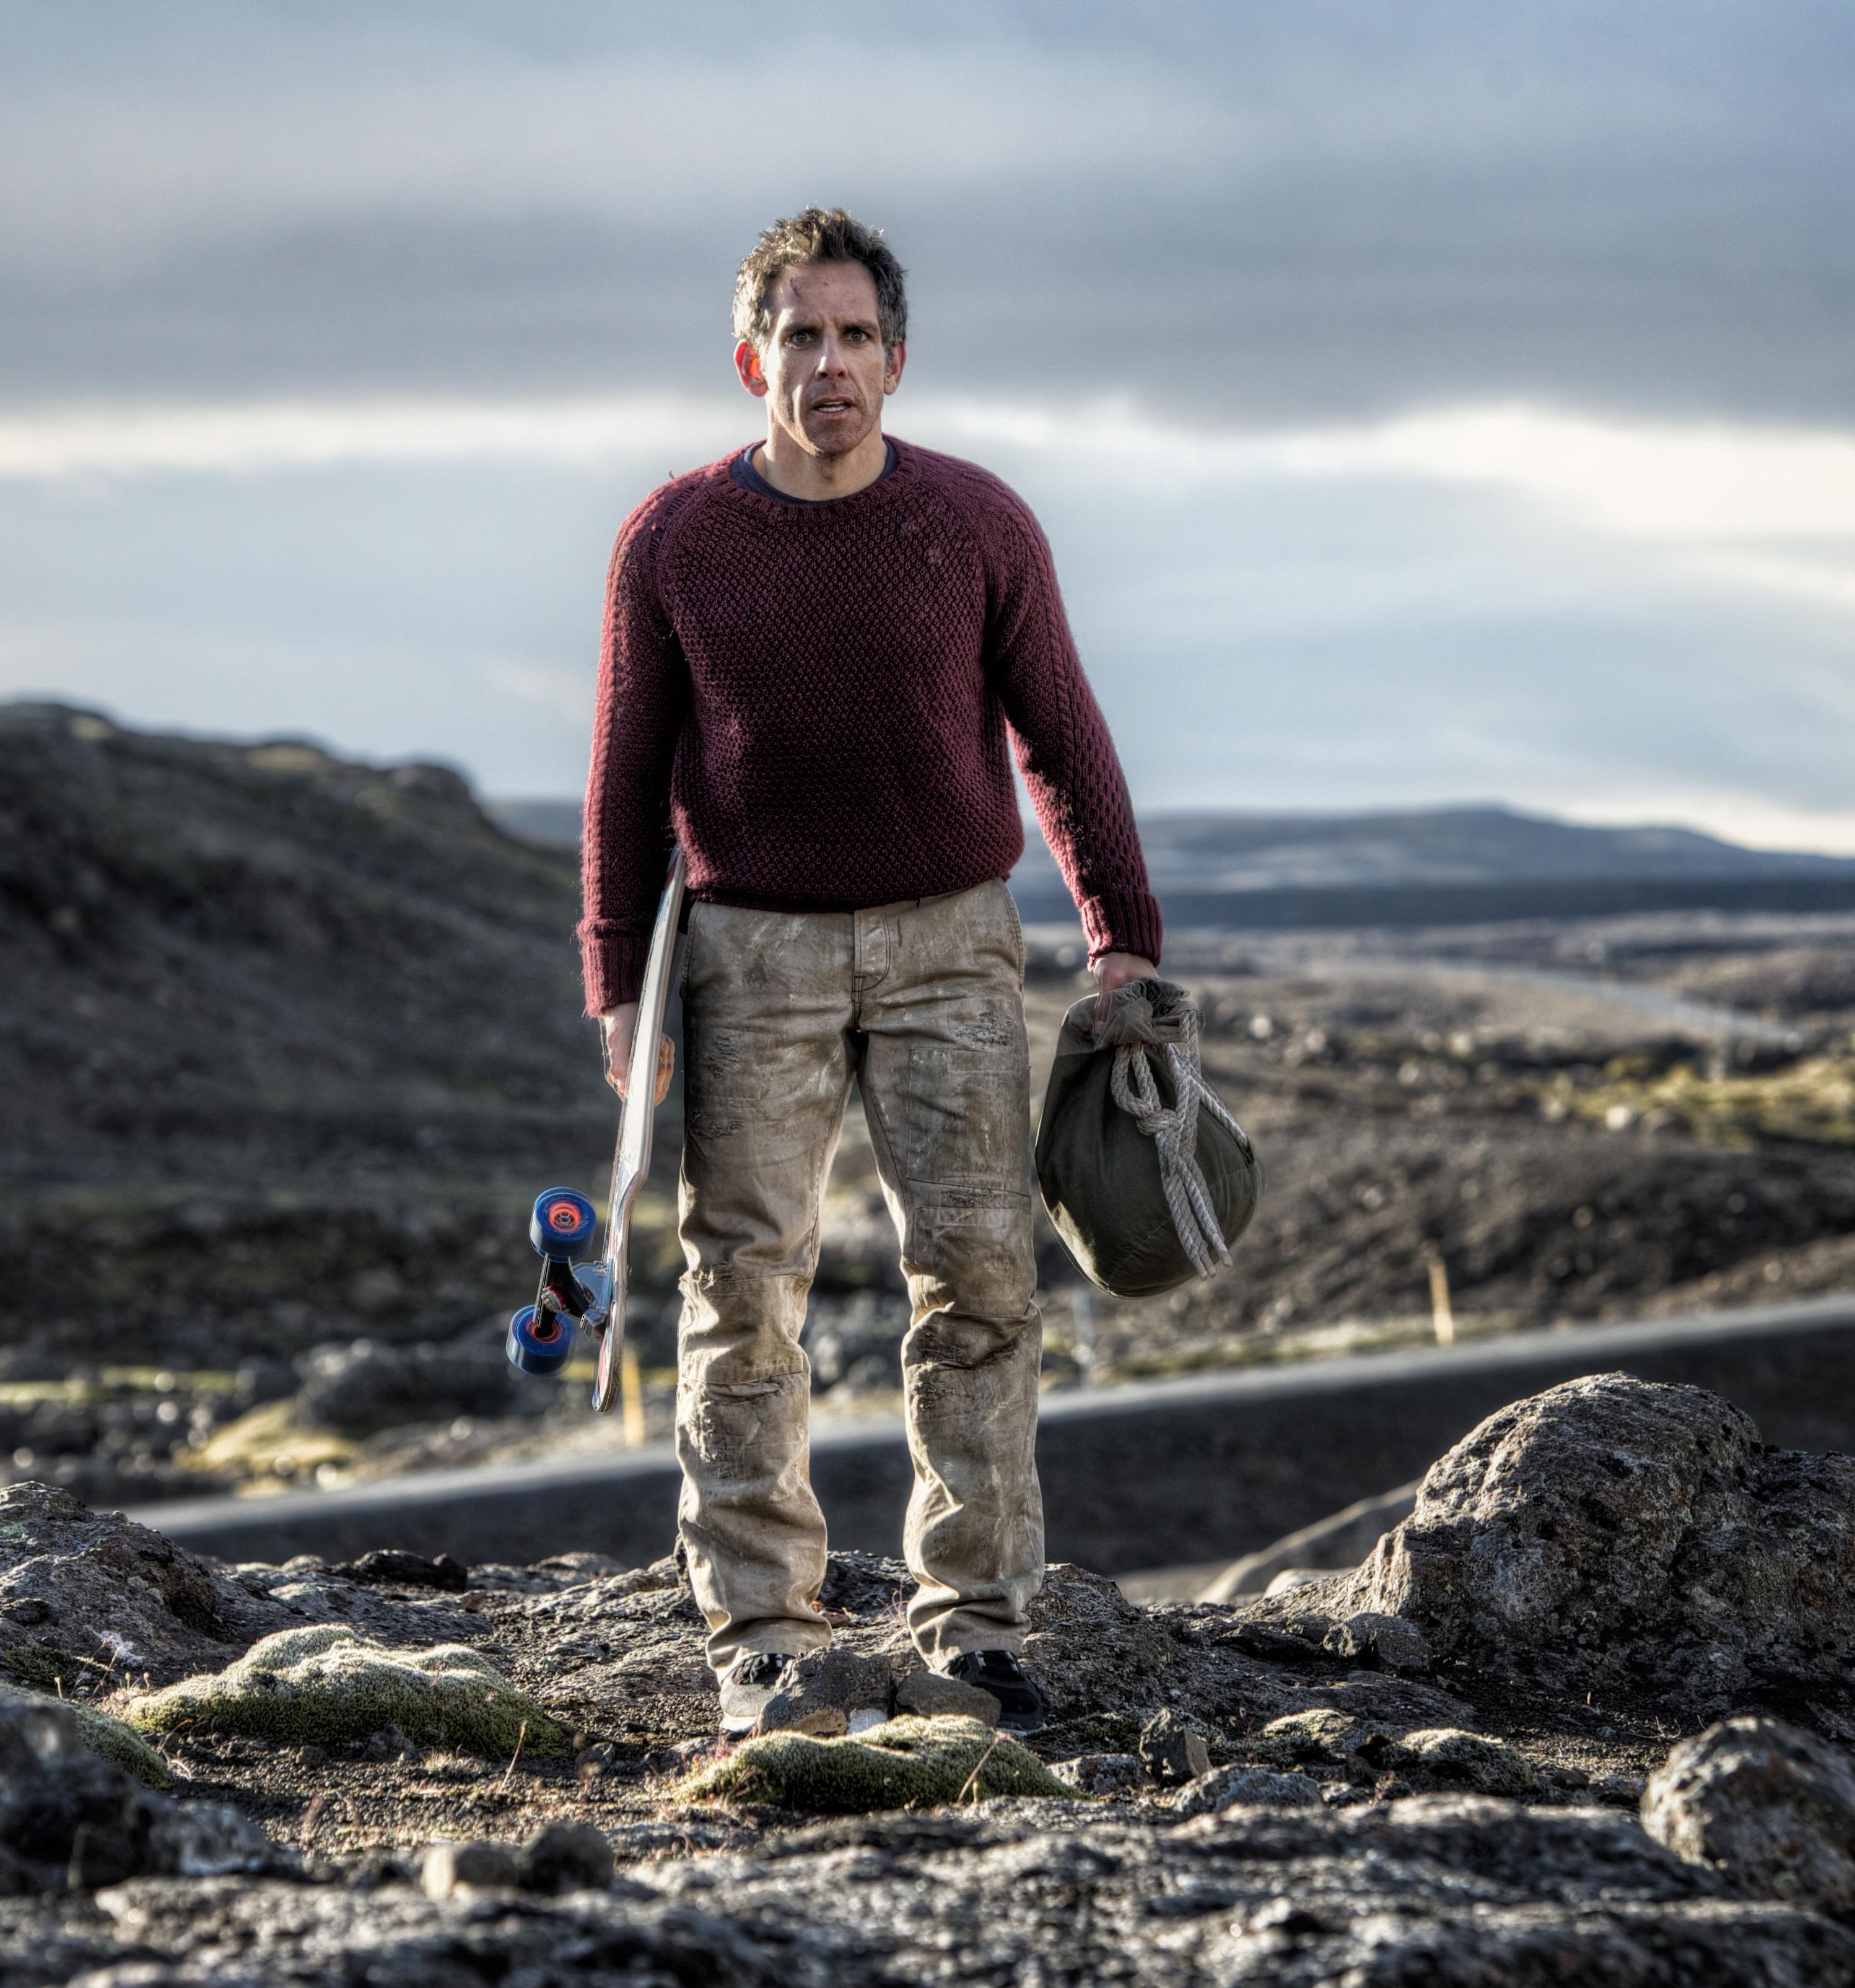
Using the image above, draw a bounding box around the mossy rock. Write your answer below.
[1028,1710,1146,1761]
[1390,1728,1539,1797]
[1257,1709,1364,1761]
[123,1624,570,1759]
[3,1643,74,1690]
[0,1685,171,1789]
[681,1715,1074,1815]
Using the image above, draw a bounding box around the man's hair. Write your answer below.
[732,208,908,353]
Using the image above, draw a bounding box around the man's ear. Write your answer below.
[883,341,907,395]
[734,339,769,398]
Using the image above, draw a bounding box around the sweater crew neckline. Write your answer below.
[727,437,906,512]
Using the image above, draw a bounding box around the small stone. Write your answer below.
[1138,1709,1211,1787]
[1643,1716,1855,1916]
[1321,1782,1368,1807]
[364,1725,412,1762]
[297,1745,329,1767]
[1322,1611,1431,1674]
[757,1649,894,1736]
[1050,1753,1145,1797]
[894,1668,1000,1727]
[422,1839,522,1898]
[1170,1766,1322,1816]
[520,1821,613,1894]
[575,1741,616,1784]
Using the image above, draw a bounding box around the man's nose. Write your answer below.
[813,333,850,374]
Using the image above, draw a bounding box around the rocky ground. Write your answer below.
[5,1372,1855,1982]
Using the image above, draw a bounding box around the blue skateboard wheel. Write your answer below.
[530,1187,596,1262]
[507,1304,575,1377]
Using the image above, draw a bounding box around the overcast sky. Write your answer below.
[3,2,1853,847]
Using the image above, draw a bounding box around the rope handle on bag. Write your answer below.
[1099,981,1252,1279]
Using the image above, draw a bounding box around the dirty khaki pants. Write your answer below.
[674,879,1044,1670]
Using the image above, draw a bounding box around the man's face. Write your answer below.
[735,260,904,458]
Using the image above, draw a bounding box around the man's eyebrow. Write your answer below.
[779,311,880,335]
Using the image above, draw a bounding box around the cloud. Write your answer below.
[6,390,1850,627]
[1,3,1850,423]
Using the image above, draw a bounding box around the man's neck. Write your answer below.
[753,426,889,502]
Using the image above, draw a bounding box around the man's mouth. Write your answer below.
[811,398,855,414]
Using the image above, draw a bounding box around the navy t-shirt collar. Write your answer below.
[731,439,897,504]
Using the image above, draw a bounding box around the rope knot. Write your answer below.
[1100,978,1249,1279]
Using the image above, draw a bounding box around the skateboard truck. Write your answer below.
[506,847,687,1411]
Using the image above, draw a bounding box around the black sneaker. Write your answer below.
[718,1650,795,1738]
[945,1649,1046,1735]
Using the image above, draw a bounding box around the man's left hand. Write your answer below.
[1093,952,1158,1033]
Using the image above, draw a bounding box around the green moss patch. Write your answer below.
[122,1624,570,1759]
[680,1714,1074,1815]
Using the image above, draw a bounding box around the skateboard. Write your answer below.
[505,847,687,1411]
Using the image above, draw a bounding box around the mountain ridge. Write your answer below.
[489,796,1855,893]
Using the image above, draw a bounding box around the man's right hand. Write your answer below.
[600,1003,674,1103]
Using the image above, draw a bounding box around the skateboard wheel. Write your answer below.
[530,1187,596,1262]
[507,1304,575,1377]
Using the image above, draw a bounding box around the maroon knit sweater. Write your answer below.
[578,436,1163,1012]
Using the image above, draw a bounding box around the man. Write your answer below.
[579,208,1160,1736]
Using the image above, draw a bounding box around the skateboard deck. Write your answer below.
[591,846,686,1413]
[506,848,686,1409]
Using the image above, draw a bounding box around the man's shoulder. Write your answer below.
[894,439,1039,533]
[616,452,743,550]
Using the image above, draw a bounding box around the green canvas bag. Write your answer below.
[1036,977,1262,1298]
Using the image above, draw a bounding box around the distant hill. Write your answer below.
[0,704,611,1365]
[490,796,1855,927]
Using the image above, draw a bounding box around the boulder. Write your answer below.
[679,1714,1073,1813]
[0,1481,248,1690]
[1643,1715,1855,1916]
[293,1337,520,1437]
[124,1623,571,1758]
[1319,1374,1855,1712]
[0,1693,271,1894]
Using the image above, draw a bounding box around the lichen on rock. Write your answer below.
[1266,1373,1855,1720]
[679,1714,1075,1813]
[1643,1715,1855,1916]
[123,1623,570,1758]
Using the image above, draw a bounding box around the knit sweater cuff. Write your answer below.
[579,923,653,1017]
[1078,889,1164,969]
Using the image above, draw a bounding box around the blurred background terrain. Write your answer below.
[2,2,1853,1539]
[4,699,1852,1510]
